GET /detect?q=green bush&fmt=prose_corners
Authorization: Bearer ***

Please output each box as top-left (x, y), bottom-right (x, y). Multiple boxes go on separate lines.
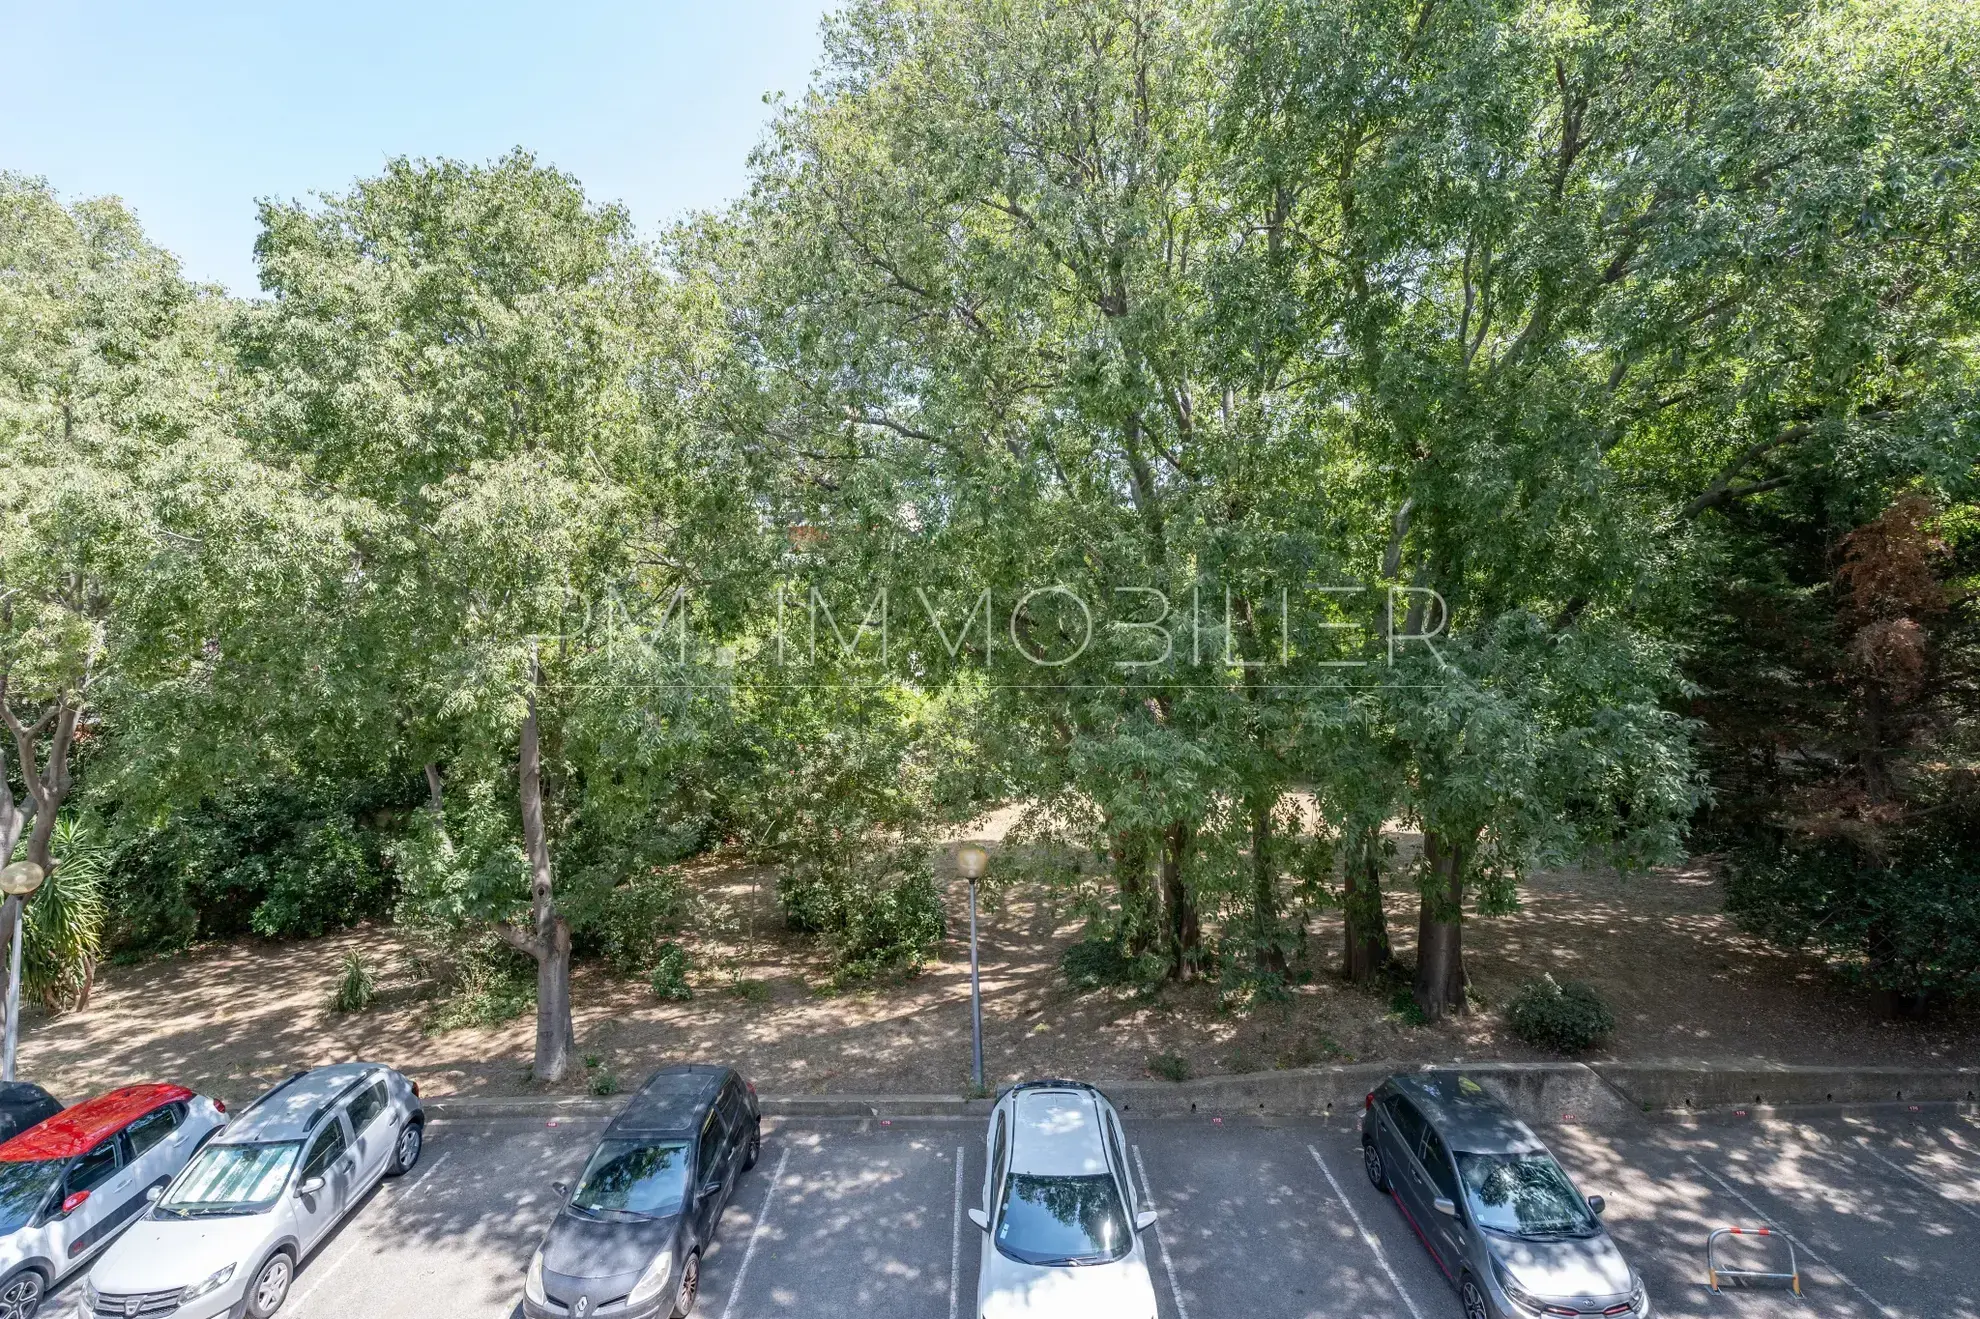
top-left (1062, 932), bottom-right (1164, 991)
top-left (1148, 1051), bottom-right (1191, 1082)
top-left (104, 780), bottom-right (406, 953)
top-left (777, 842), bottom-right (945, 982)
top-left (423, 939), bottom-right (537, 1034)
top-left (1726, 821), bottom-right (1980, 1011)
top-left (649, 942), bottom-right (692, 1000)
top-left (584, 869), bottom-right (689, 979)
top-left (331, 951), bottom-right (375, 1013)
top-left (23, 817), bottom-right (106, 1009)
top-left (1505, 975), bottom-right (1615, 1052)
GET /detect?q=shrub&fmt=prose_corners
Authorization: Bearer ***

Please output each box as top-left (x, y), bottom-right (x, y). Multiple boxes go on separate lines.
top-left (331, 951), bottom-right (375, 1013)
top-left (1061, 931), bottom-right (1164, 991)
top-left (1506, 975), bottom-right (1615, 1052)
top-left (1726, 821), bottom-right (1980, 1012)
top-left (585, 869), bottom-right (689, 979)
top-left (24, 817), bottom-right (106, 1009)
top-left (777, 842), bottom-right (944, 982)
top-left (1148, 1051), bottom-right (1192, 1082)
top-left (423, 938), bottom-right (537, 1034)
top-left (649, 942), bottom-right (692, 1001)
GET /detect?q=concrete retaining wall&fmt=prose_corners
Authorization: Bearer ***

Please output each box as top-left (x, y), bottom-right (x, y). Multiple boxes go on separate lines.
top-left (423, 1061), bottom-right (1979, 1127)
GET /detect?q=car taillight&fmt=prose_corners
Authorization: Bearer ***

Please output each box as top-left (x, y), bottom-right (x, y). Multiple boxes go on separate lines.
top-left (214, 1099), bottom-right (227, 1114)
top-left (746, 1080), bottom-right (756, 1096)
top-left (1365, 1092), bottom-right (1374, 1112)
top-left (411, 1081), bottom-right (420, 1097)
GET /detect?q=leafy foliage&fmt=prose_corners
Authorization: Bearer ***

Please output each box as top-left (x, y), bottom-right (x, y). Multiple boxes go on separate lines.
top-left (22, 816), bottom-right (105, 1009)
top-left (331, 951), bottom-right (376, 1014)
top-left (1506, 976), bottom-right (1617, 1053)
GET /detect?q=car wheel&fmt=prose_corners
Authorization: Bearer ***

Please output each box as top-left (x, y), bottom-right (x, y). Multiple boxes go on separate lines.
top-left (1362, 1138), bottom-right (1389, 1192)
top-left (1460, 1272), bottom-right (1491, 1319)
top-left (387, 1119), bottom-right (424, 1176)
top-left (669, 1250), bottom-right (701, 1318)
top-left (246, 1250), bottom-right (294, 1318)
top-left (742, 1120), bottom-right (762, 1171)
top-left (0, 1267), bottom-right (44, 1319)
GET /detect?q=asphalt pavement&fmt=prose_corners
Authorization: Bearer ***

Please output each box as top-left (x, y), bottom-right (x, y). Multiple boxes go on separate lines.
top-left (52, 1103), bottom-right (1980, 1319)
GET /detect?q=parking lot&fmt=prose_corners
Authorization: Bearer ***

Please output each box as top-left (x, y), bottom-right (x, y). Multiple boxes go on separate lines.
top-left (54, 1102), bottom-right (1979, 1319)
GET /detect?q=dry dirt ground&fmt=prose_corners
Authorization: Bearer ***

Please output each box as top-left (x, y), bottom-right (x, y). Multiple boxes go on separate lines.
top-left (21, 818), bottom-right (1978, 1106)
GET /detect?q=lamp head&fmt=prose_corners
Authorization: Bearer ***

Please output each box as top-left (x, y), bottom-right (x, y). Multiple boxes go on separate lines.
top-left (955, 843), bottom-right (989, 882)
top-left (0, 862), bottom-right (44, 897)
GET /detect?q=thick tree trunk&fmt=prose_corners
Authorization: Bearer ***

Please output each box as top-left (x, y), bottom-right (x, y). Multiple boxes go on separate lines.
top-left (1342, 826), bottom-right (1391, 983)
top-left (511, 663), bottom-right (574, 1084)
top-left (1160, 822), bottom-right (1200, 981)
top-left (1413, 830), bottom-right (1469, 1022)
top-left (1251, 801), bottom-right (1286, 975)
top-left (425, 762), bottom-right (446, 814)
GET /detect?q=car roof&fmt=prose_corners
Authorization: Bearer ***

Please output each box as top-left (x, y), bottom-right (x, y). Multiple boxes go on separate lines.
top-left (1389, 1072), bottom-right (1547, 1154)
top-left (608, 1065), bottom-right (731, 1139)
top-left (1008, 1086), bottom-right (1110, 1176)
top-left (221, 1064), bottom-right (383, 1143)
top-left (0, 1084), bottom-right (194, 1163)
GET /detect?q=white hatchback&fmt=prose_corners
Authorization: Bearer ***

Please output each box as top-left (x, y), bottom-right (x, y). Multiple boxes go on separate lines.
top-left (968, 1081), bottom-right (1160, 1319)
top-left (79, 1063), bottom-right (423, 1319)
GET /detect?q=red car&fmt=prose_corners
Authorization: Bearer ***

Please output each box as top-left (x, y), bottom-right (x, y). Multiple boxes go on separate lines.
top-left (0, 1083), bottom-right (228, 1318)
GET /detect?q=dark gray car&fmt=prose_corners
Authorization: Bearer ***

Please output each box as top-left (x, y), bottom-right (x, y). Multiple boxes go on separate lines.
top-left (523, 1065), bottom-right (761, 1319)
top-left (1360, 1073), bottom-right (1650, 1319)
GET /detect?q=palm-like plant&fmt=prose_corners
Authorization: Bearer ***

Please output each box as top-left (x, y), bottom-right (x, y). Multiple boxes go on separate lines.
top-left (20, 816), bottom-right (106, 1010)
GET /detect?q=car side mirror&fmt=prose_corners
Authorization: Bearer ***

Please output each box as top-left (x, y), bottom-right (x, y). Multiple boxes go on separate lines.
top-left (59, 1190), bottom-right (90, 1216)
top-left (1134, 1209), bottom-right (1159, 1232)
top-left (1587, 1194), bottom-right (1606, 1216)
top-left (145, 1185), bottom-right (163, 1203)
top-left (552, 1181), bottom-right (569, 1198)
top-left (700, 1179), bottom-right (723, 1198)
top-left (1432, 1196), bottom-right (1457, 1218)
top-left (967, 1207), bottom-right (990, 1231)
top-left (296, 1176), bottom-right (325, 1198)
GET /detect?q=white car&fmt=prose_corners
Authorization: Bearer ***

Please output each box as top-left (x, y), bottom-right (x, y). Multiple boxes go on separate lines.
top-left (80, 1063), bottom-right (423, 1319)
top-left (968, 1080), bottom-right (1161, 1319)
top-left (0, 1084), bottom-right (227, 1318)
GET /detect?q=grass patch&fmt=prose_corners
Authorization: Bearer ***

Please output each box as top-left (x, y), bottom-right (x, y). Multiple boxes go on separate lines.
top-left (1387, 983), bottom-right (1430, 1028)
top-left (424, 952), bottom-right (536, 1034)
top-left (727, 974), bottom-right (772, 1003)
top-left (1148, 1051), bottom-right (1192, 1082)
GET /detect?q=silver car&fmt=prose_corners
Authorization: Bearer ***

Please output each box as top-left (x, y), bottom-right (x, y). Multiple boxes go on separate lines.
top-left (79, 1063), bottom-right (423, 1319)
top-left (968, 1079), bottom-right (1160, 1319)
top-left (1360, 1073), bottom-right (1650, 1319)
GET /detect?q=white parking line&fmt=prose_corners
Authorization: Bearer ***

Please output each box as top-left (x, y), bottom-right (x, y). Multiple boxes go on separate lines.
top-left (949, 1144), bottom-right (965, 1319)
top-left (1306, 1145), bottom-right (1426, 1319)
top-left (1131, 1144), bottom-right (1190, 1319)
top-left (1685, 1155), bottom-right (1897, 1319)
top-left (289, 1153), bottom-right (452, 1313)
top-left (718, 1144), bottom-right (790, 1319)
top-left (1856, 1139), bottom-right (1980, 1223)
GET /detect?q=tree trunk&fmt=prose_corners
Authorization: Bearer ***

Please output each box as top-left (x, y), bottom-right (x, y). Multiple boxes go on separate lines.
top-left (1342, 826), bottom-right (1391, 983)
top-left (425, 762), bottom-right (445, 814)
top-left (1110, 828), bottom-right (1155, 958)
top-left (511, 662), bottom-right (575, 1084)
top-left (1251, 801), bottom-right (1286, 975)
top-left (1413, 830), bottom-right (1468, 1021)
top-left (1160, 822), bottom-right (1200, 981)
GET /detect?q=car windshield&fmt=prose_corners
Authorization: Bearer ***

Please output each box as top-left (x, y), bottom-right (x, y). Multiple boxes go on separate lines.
top-left (569, 1140), bottom-right (690, 1221)
top-left (159, 1142), bottom-right (302, 1215)
top-left (0, 1160), bottom-right (62, 1234)
top-left (994, 1173), bottom-right (1131, 1267)
top-left (1457, 1151), bottom-right (1599, 1237)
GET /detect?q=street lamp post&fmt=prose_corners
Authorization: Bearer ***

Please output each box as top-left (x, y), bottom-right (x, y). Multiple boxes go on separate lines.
top-left (0, 861), bottom-right (46, 1084)
top-left (955, 843), bottom-right (989, 1093)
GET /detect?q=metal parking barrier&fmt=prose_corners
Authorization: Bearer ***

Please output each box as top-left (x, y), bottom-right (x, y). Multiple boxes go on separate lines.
top-left (1706, 1225), bottom-right (1800, 1296)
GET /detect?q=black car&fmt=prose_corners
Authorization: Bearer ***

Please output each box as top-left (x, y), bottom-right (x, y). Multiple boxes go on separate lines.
top-left (524, 1065), bottom-right (761, 1319)
top-left (0, 1082), bottom-right (60, 1144)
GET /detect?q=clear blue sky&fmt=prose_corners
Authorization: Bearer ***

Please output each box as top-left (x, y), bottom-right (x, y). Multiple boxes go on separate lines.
top-left (0, 1), bottom-right (833, 294)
